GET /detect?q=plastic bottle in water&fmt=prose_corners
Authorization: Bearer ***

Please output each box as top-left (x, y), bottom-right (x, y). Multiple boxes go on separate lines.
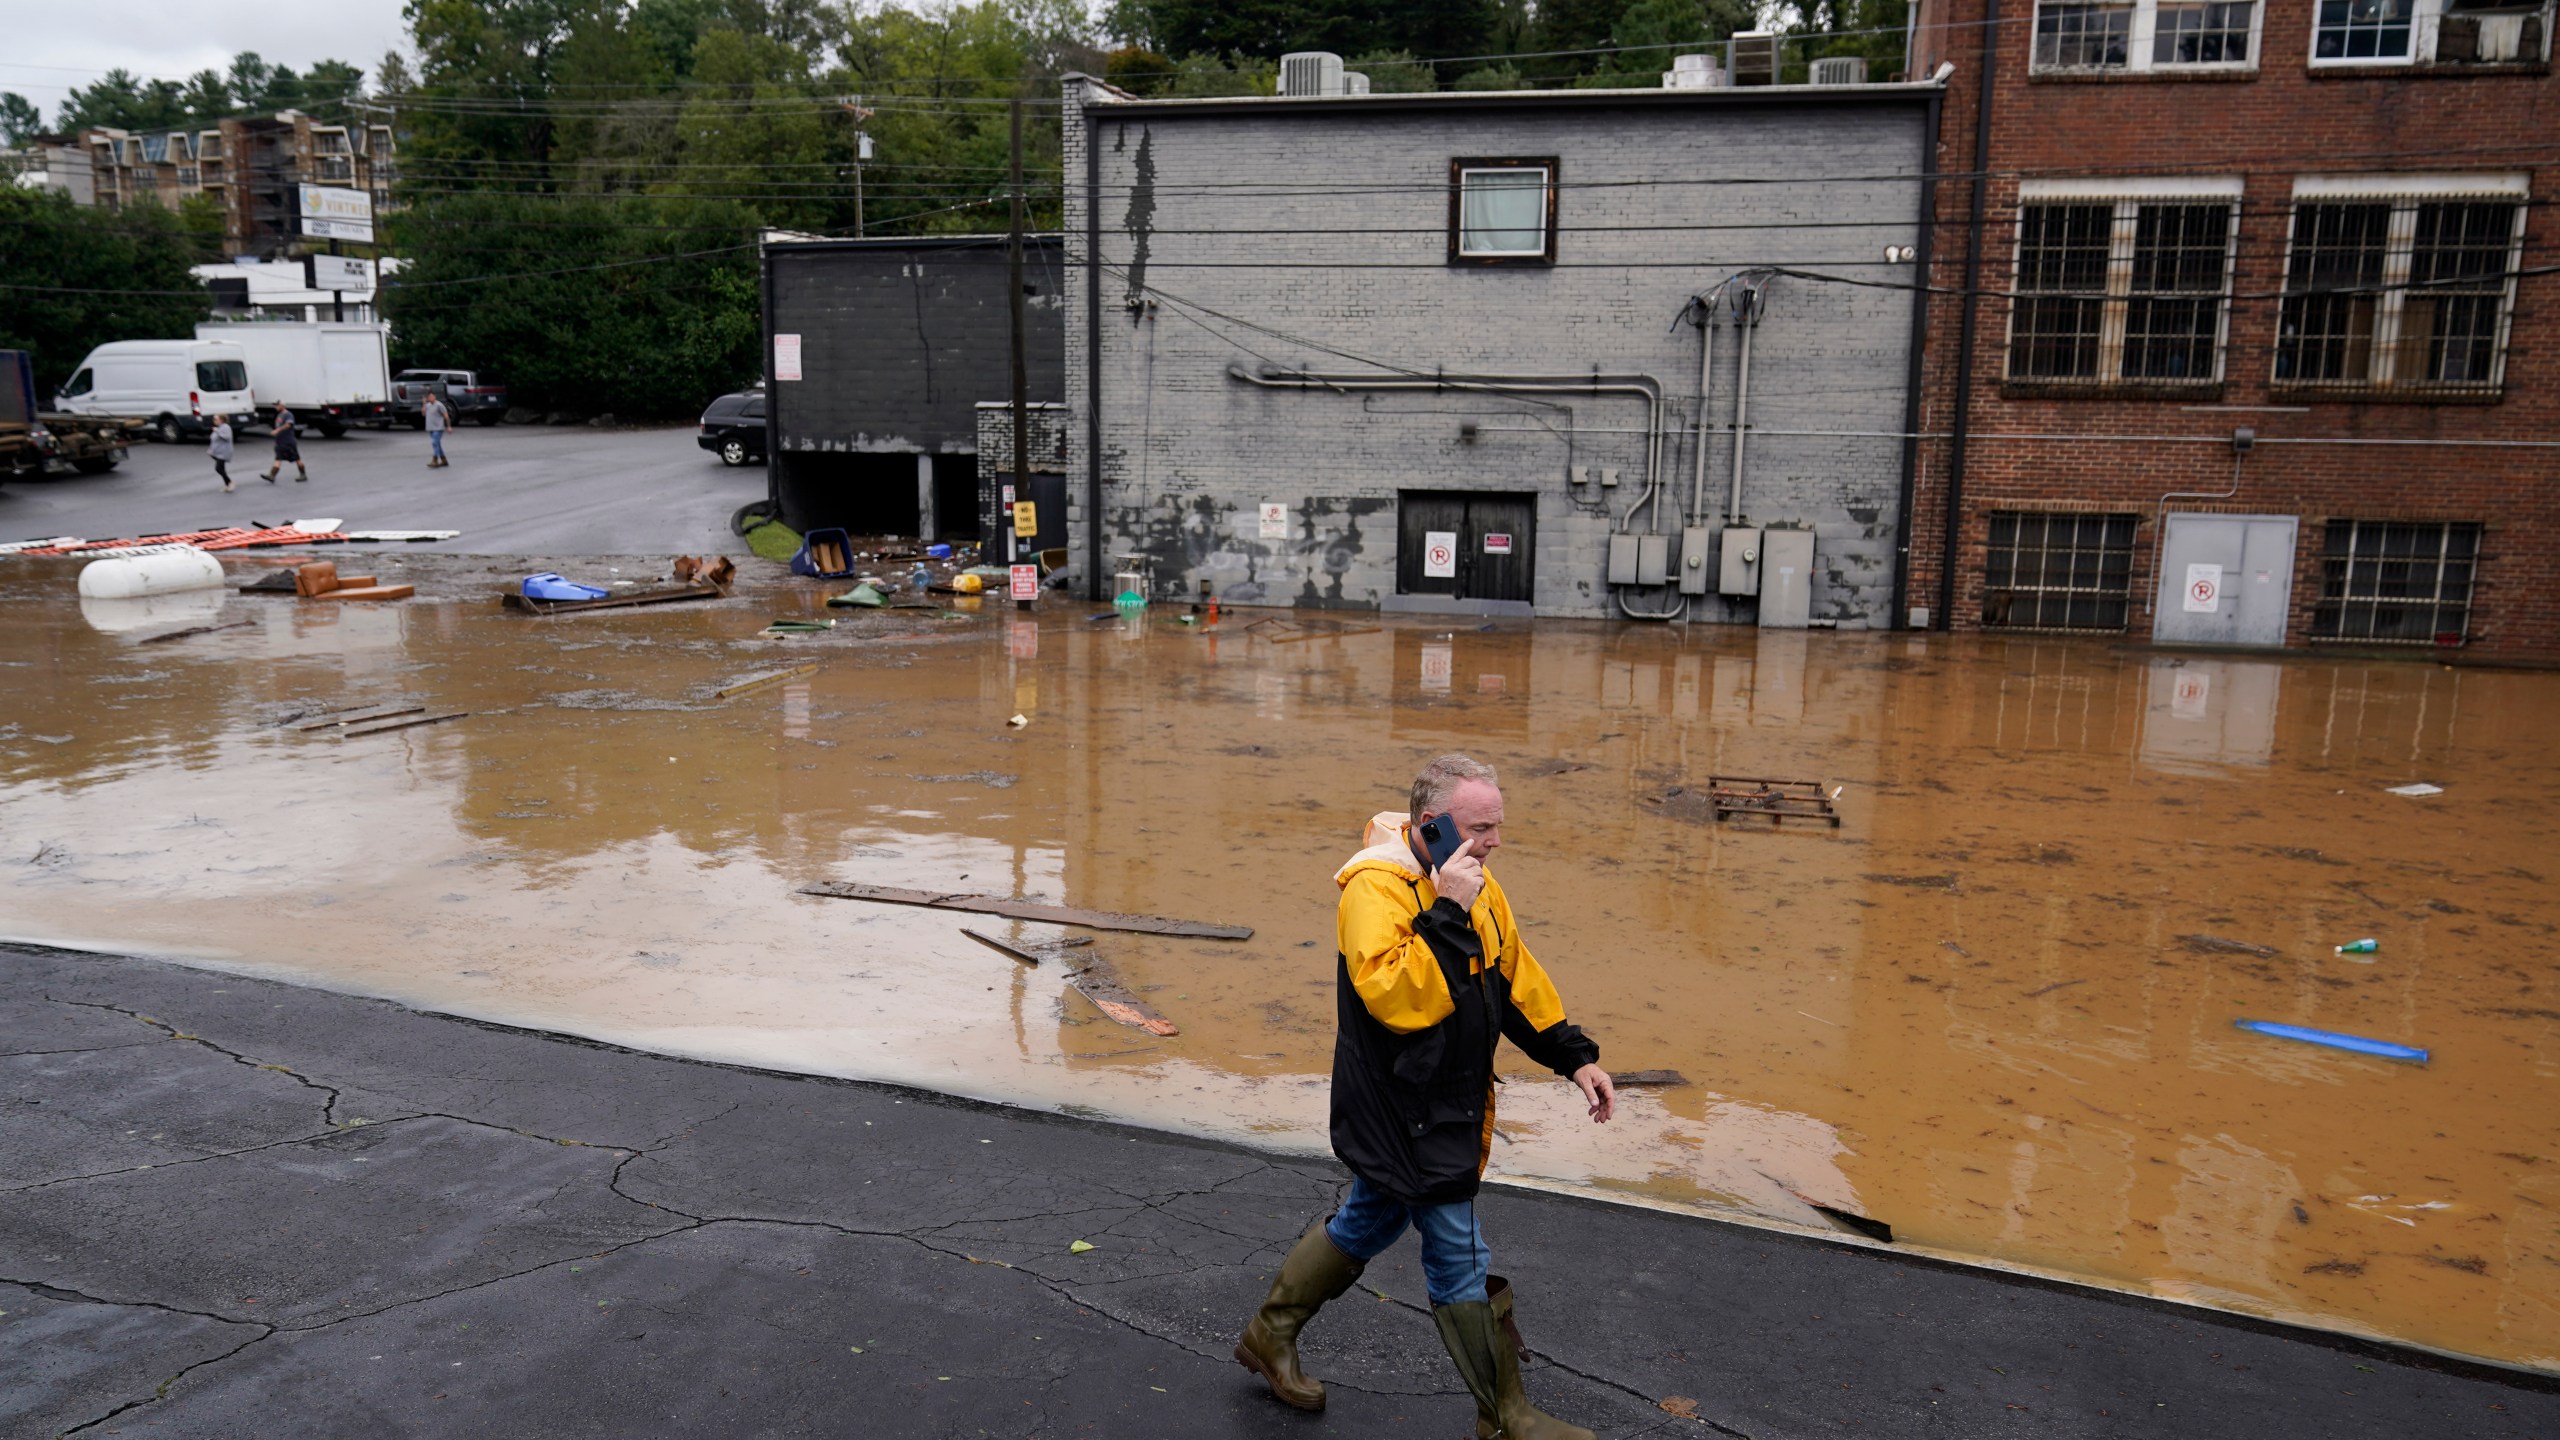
top-left (2334, 938), bottom-right (2378, 955)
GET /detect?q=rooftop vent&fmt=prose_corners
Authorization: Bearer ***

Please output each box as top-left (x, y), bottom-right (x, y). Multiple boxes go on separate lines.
top-left (1280, 52), bottom-right (1347, 97)
top-left (1808, 55), bottom-right (1870, 84)
top-left (1343, 71), bottom-right (1371, 95)
top-left (1662, 52), bottom-right (1728, 88)
top-left (1729, 31), bottom-right (1780, 86)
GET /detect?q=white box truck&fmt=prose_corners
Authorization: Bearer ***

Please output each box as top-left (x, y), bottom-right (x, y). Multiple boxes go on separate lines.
top-left (195, 322), bottom-right (392, 437)
top-left (50, 338), bottom-right (256, 443)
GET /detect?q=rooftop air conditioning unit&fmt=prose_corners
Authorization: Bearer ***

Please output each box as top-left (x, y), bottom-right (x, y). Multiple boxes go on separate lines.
top-left (1809, 56), bottom-right (1869, 84)
top-left (1280, 52), bottom-right (1346, 97)
top-left (1342, 71), bottom-right (1372, 94)
top-left (1729, 30), bottom-right (1781, 86)
top-left (1662, 52), bottom-right (1728, 88)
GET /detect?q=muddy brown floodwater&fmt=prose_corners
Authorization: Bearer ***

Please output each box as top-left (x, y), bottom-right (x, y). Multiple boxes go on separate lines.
top-left (4, 552), bottom-right (2557, 1371)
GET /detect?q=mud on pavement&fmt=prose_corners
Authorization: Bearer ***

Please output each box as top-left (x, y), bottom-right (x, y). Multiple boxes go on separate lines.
top-left (3, 550), bottom-right (2557, 1372)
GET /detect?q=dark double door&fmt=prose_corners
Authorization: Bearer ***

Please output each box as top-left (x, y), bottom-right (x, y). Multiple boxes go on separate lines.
top-left (1396, 491), bottom-right (1536, 604)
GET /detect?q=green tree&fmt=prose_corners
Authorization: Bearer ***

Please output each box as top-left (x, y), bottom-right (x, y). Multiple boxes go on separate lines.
top-left (1776, 0), bottom-right (1911, 80)
top-left (1582, 0), bottom-right (1759, 84)
top-left (1344, 50), bottom-right (1436, 91)
top-left (0, 93), bottom-right (41, 144)
top-left (381, 192), bottom-right (761, 416)
top-left (671, 28), bottom-right (829, 227)
top-left (0, 189), bottom-right (209, 396)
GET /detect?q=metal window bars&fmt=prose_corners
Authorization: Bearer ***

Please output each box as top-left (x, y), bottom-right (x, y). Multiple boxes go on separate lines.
top-left (2275, 196), bottom-right (2522, 392)
top-left (2009, 199), bottom-right (2235, 384)
top-left (1982, 512), bottom-right (2140, 631)
top-left (2311, 520), bottom-right (2481, 644)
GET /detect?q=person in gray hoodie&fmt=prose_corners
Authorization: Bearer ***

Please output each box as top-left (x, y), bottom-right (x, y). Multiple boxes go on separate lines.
top-left (208, 414), bottom-right (235, 492)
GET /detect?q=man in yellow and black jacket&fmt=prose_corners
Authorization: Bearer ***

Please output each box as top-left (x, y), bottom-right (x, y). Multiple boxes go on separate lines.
top-left (1234, 754), bottom-right (1614, 1440)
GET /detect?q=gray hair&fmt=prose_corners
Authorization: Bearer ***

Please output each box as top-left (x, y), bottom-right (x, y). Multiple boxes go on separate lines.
top-left (1409, 753), bottom-right (1497, 825)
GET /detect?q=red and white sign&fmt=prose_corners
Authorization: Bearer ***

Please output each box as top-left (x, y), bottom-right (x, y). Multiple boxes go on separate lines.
top-left (1482, 532), bottom-right (1513, 555)
top-left (1422, 530), bottom-right (1458, 579)
top-left (1009, 564), bottom-right (1039, 601)
top-left (774, 333), bottom-right (803, 382)
top-left (1420, 642), bottom-right (1453, 692)
top-left (2183, 562), bottom-right (2222, 614)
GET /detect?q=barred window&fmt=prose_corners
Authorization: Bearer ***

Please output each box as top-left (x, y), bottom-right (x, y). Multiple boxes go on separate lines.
top-left (2034, 2), bottom-right (2135, 66)
top-left (2275, 190), bottom-right (2523, 393)
top-left (2311, 521), bottom-right (2480, 643)
top-left (2009, 194), bottom-right (2235, 385)
top-left (1983, 512), bottom-right (2139, 631)
top-left (2155, 0), bottom-right (2255, 61)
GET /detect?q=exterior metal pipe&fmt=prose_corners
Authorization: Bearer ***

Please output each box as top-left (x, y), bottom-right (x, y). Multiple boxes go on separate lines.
top-left (1940, 5), bottom-right (2001, 631)
top-left (1726, 284), bottom-right (1760, 524)
top-left (1227, 365), bottom-right (1665, 530)
top-left (1890, 87), bottom-right (1942, 632)
top-left (1688, 295), bottom-right (1718, 529)
top-left (1083, 96), bottom-right (1105, 602)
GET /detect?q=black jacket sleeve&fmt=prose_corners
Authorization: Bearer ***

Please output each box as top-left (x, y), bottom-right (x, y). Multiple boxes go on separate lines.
top-left (1501, 1005), bottom-right (1600, 1078)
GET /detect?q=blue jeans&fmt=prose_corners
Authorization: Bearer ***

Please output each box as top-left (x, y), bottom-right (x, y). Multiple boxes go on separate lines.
top-left (429, 430), bottom-right (445, 460)
top-left (1325, 1175), bottom-right (1491, 1306)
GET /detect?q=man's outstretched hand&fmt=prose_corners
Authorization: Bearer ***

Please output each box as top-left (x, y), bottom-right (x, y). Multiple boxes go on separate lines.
top-left (1572, 1064), bottom-right (1615, 1124)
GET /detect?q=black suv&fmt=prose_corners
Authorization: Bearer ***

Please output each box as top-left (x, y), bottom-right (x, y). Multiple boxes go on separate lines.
top-left (697, 390), bottom-right (767, 466)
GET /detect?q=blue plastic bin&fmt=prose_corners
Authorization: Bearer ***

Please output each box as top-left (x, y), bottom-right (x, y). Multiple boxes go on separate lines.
top-left (791, 528), bottom-right (855, 579)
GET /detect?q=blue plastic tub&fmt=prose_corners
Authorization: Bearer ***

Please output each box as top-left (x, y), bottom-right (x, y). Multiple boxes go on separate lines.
top-left (791, 528), bottom-right (855, 579)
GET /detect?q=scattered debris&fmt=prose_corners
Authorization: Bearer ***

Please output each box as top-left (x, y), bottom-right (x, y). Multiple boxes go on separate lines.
top-left (1658, 1398), bottom-right (1700, 1419)
top-left (239, 568), bottom-right (301, 594)
top-left (2024, 979), bottom-right (2087, 998)
top-left (340, 711), bottom-right (470, 738)
top-left (1866, 873), bottom-right (1958, 891)
top-left (2179, 934), bottom-right (2278, 958)
top-left (1066, 951), bottom-right (1181, 1035)
top-left (1807, 1204), bottom-right (1894, 1244)
top-left (2334, 938), bottom-right (2379, 955)
top-left (827, 585), bottom-right (886, 608)
top-left (799, 881), bottom-right (1252, 939)
top-left (2386, 782), bottom-right (2445, 797)
top-left (762, 618), bottom-right (836, 636)
top-left (337, 529), bottom-right (460, 544)
top-left (793, 529), bottom-right (855, 579)
top-left (292, 703), bottom-right (424, 731)
top-left (521, 572), bottom-right (609, 602)
top-left (1707, 776), bottom-right (1840, 828)
top-left (17, 524), bottom-right (352, 555)
top-left (713, 663), bottom-right (818, 700)
top-left (1941, 940), bottom-right (1972, 958)
top-left (137, 619), bottom-right (254, 645)
top-left (670, 555), bottom-right (737, 588)
top-left (1007, 713), bottom-right (1028, 728)
top-left (2234, 1019), bottom-right (2428, 1064)
top-left (1069, 1240), bottom-right (1096, 1254)
top-left (296, 562), bottom-right (413, 602)
top-left (503, 582), bottom-right (727, 616)
top-left (959, 928), bottom-right (1044, 966)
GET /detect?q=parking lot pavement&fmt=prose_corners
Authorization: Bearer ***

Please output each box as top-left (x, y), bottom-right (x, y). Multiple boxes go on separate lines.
top-left (0, 422), bottom-right (771, 556)
top-left (8, 943), bottom-right (2558, 1440)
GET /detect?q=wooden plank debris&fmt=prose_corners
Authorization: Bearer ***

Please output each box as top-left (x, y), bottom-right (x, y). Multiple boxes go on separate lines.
top-left (1706, 775), bottom-right (1840, 828)
top-left (292, 703), bottom-right (425, 731)
top-left (800, 881), bottom-right (1251, 939)
top-left (713, 663), bottom-right (819, 699)
top-left (1069, 956), bottom-right (1179, 1036)
top-left (959, 927), bottom-right (1045, 966)
top-left (138, 619), bottom-right (254, 644)
top-left (501, 583), bottom-right (726, 616)
top-left (339, 711), bottom-right (469, 738)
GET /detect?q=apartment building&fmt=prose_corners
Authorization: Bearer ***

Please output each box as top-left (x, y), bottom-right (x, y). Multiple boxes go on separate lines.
top-left (1907, 0), bottom-right (2557, 654)
top-left (56, 111), bottom-right (397, 257)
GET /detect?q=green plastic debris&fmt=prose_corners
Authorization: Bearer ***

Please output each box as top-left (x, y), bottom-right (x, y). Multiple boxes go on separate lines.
top-left (1069, 1240), bottom-right (1096, 1254)
top-left (762, 618), bottom-right (836, 634)
top-left (827, 584), bottom-right (886, 608)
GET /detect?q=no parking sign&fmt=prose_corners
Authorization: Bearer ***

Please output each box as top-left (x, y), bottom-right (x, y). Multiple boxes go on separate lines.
top-left (2183, 563), bottom-right (2222, 614)
top-left (1422, 530), bottom-right (1458, 578)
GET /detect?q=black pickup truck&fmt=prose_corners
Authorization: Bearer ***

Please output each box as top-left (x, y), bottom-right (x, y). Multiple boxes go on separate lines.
top-left (388, 369), bottom-right (509, 426)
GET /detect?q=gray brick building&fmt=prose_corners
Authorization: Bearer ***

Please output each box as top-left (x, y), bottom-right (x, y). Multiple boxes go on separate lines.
top-left (1061, 72), bottom-right (1940, 623)
top-left (763, 235), bottom-right (1064, 540)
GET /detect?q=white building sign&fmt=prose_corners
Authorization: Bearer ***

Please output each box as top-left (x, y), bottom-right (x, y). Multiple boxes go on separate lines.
top-left (305, 253), bottom-right (373, 291)
top-left (2183, 563), bottom-right (2222, 614)
top-left (295, 184), bottom-right (374, 242)
top-left (1422, 530), bottom-right (1458, 578)
top-left (774, 333), bottom-right (803, 382)
top-left (1258, 502), bottom-right (1288, 539)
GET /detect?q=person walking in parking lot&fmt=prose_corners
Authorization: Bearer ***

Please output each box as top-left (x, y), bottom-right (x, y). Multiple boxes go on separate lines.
top-left (423, 391), bottom-right (451, 469)
top-left (209, 413), bottom-right (235, 492)
top-left (260, 404), bottom-right (308, 484)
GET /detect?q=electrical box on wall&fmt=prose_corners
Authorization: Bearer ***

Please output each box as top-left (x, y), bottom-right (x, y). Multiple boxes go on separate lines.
top-left (1677, 526), bottom-right (1712, 595)
top-left (1636, 533), bottom-right (1670, 586)
top-left (1606, 533), bottom-right (1639, 585)
top-left (1758, 527), bottom-right (1815, 629)
top-left (1718, 526), bottom-right (1761, 596)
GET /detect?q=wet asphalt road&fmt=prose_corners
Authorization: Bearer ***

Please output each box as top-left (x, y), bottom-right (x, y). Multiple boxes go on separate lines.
top-left (5, 943), bottom-right (2554, 1440)
top-left (0, 423), bottom-right (768, 555)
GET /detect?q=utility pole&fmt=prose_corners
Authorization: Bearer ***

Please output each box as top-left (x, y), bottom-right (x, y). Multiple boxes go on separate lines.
top-left (1007, 94), bottom-right (1028, 580)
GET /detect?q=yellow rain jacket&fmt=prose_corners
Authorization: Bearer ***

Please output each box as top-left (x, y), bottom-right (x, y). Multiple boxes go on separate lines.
top-left (1329, 811), bottom-right (1600, 1205)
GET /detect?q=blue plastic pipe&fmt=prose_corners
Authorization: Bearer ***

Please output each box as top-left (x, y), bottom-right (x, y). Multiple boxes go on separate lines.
top-left (2234, 1019), bottom-right (2429, 1064)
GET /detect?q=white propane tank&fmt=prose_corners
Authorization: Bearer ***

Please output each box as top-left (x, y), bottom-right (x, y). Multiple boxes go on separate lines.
top-left (77, 547), bottom-right (225, 599)
top-left (80, 588), bottom-right (226, 634)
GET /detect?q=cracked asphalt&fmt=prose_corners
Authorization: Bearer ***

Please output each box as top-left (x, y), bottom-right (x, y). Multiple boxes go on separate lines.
top-left (4, 943), bottom-right (2556, 1440)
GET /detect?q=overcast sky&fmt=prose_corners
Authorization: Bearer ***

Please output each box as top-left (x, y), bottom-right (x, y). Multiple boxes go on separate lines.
top-left (1, 0), bottom-right (410, 122)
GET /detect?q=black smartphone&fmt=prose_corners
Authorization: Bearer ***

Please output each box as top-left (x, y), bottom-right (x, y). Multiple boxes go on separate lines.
top-left (1416, 816), bottom-right (1469, 871)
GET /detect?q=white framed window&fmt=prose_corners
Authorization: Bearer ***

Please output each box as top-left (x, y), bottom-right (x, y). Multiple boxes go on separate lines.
top-left (2005, 178), bottom-right (2243, 386)
top-left (1447, 158), bottom-right (1557, 265)
top-left (2032, 0), bottom-right (2264, 70)
top-left (2312, 0), bottom-right (2555, 65)
top-left (2273, 174), bottom-right (2529, 394)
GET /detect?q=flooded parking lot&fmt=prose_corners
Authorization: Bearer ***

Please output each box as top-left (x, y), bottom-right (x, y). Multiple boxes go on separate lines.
top-left (4, 552), bottom-right (2556, 1372)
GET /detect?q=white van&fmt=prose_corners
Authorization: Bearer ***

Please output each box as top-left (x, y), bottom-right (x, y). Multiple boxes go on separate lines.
top-left (51, 339), bottom-right (256, 443)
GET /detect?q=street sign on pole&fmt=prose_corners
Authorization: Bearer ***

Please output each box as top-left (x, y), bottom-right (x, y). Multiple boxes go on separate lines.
top-left (306, 254), bottom-right (373, 291)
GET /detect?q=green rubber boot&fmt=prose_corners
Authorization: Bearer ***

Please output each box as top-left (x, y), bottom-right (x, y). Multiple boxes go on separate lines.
top-left (1234, 1222), bottom-right (1365, 1410)
top-left (1436, 1281), bottom-right (1596, 1440)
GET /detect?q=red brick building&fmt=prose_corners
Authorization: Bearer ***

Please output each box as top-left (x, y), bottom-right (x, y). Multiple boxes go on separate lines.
top-left (1904, 0), bottom-right (2557, 655)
